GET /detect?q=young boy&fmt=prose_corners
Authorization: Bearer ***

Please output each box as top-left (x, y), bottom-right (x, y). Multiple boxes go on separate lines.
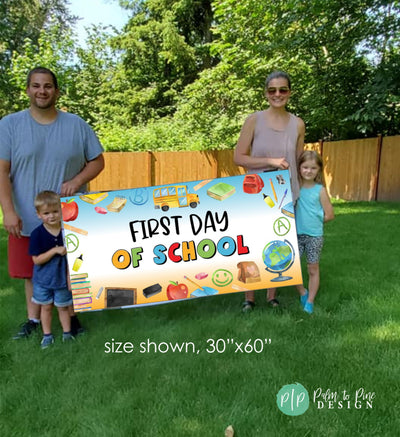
top-left (29, 191), bottom-right (74, 348)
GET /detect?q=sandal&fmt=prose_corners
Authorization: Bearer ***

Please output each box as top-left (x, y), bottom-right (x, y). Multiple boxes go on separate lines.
top-left (267, 298), bottom-right (280, 308)
top-left (242, 300), bottom-right (255, 313)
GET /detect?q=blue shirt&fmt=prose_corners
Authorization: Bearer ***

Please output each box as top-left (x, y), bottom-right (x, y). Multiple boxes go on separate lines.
top-left (29, 224), bottom-right (67, 289)
top-left (295, 184), bottom-right (324, 237)
top-left (0, 110), bottom-right (103, 235)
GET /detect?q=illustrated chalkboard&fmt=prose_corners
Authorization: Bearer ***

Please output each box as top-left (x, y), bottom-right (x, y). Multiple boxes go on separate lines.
top-left (106, 288), bottom-right (137, 308)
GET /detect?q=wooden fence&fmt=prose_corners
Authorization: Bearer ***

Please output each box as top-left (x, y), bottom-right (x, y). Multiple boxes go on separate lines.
top-left (89, 135), bottom-right (400, 202)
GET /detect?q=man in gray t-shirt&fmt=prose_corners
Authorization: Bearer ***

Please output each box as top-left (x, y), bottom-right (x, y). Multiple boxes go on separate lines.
top-left (0, 67), bottom-right (104, 339)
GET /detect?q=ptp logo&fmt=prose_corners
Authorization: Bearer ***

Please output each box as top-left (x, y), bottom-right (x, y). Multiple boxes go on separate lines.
top-left (276, 383), bottom-right (309, 416)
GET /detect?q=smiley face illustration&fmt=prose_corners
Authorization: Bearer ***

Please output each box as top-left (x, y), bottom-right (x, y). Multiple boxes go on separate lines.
top-left (212, 269), bottom-right (233, 287)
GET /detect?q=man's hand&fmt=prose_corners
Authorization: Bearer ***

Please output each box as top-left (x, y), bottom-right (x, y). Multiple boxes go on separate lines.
top-left (60, 180), bottom-right (81, 197)
top-left (3, 211), bottom-right (22, 238)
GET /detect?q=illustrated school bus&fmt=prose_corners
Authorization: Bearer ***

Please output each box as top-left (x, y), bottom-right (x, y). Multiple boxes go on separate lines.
top-left (153, 185), bottom-right (200, 211)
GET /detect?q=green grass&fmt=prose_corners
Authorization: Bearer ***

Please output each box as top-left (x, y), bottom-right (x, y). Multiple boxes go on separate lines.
top-left (1, 201), bottom-right (399, 437)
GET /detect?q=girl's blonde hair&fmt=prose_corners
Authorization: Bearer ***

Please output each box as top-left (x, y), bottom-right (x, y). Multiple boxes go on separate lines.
top-left (298, 150), bottom-right (325, 185)
top-left (34, 190), bottom-right (60, 211)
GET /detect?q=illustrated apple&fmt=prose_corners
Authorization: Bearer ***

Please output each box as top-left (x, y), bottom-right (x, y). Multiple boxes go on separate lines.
top-left (61, 199), bottom-right (79, 222)
top-left (167, 281), bottom-right (188, 300)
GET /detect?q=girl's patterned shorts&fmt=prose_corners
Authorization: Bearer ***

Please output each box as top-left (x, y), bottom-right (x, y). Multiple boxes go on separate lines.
top-left (297, 234), bottom-right (324, 264)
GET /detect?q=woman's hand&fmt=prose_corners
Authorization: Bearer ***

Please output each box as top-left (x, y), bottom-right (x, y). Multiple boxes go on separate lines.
top-left (269, 157), bottom-right (289, 170)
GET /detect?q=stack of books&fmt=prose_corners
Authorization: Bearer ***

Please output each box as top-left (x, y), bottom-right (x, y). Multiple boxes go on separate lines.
top-left (207, 182), bottom-right (236, 201)
top-left (70, 273), bottom-right (92, 311)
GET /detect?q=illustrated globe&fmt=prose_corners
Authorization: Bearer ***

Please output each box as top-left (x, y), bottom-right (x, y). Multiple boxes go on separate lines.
top-left (262, 239), bottom-right (295, 282)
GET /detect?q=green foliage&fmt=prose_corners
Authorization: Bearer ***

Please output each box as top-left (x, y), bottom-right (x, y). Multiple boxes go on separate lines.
top-left (184, 0), bottom-right (378, 141)
top-left (175, 64), bottom-right (261, 149)
top-left (10, 26), bottom-right (77, 112)
top-left (67, 25), bottom-right (123, 126)
top-left (0, 0), bottom-right (76, 116)
top-left (111, 0), bottom-right (214, 125)
top-left (1, 0), bottom-right (400, 148)
top-left (98, 118), bottom-right (206, 151)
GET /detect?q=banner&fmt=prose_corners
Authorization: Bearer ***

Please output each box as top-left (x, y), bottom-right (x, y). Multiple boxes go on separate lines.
top-left (61, 170), bottom-right (302, 312)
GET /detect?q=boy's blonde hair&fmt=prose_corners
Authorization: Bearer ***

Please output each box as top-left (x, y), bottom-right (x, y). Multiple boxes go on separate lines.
top-left (34, 190), bottom-right (61, 211)
top-left (298, 150), bottom-right (325, 185)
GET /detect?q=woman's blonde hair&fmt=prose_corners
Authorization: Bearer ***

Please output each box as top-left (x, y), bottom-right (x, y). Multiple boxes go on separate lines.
top-left (298, 150), bottom-right (325, 185)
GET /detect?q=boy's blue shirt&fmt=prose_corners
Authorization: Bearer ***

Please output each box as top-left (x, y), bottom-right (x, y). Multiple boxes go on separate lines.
top-left (29, 224), bottom-right (67, 288)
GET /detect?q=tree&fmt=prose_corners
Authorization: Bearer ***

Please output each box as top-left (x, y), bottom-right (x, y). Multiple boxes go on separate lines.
top-left (0, 0), bottom-right (76, 117)
top-left (112, 0), bottom-right (215, 125)
top-left (175, 0), bottom-right (400, 143)
top-left (10, 25), bottom-right (77, 113)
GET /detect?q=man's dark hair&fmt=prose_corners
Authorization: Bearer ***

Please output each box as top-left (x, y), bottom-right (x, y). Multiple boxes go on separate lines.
top-left (27, 67), bottom-right (59, 89)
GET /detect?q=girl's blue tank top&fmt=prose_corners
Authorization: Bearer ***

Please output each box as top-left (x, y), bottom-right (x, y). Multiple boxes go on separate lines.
top-left (295, 184), bottom-right (324, 236)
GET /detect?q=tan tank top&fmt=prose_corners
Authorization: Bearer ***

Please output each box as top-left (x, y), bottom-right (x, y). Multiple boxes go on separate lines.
top-left (249, 111), bottom-right (300, 200)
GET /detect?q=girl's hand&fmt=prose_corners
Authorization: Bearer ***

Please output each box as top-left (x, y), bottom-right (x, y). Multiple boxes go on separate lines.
top-left (320, 187), bottom-right (334, 222)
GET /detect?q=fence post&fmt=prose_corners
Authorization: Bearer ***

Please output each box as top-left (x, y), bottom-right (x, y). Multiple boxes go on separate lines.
top-left (147, 151), bottom-right (153, 187)
top-left (373, 134), bottom-right (383, 201)
top-left (318, 139), bottom-right (324, 157)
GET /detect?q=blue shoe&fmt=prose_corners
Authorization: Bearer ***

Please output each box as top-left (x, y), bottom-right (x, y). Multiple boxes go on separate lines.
top-left (62, 332), bottom-right (76, 342)
top-left (300, 290), bottom-right (309, 308)
top-left (303, 302), bottom-right (314, 314)
top-left (41, 335), bottom-right (54, 349)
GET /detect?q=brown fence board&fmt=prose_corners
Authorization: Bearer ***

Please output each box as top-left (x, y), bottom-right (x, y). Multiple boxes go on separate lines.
top-left (152, 151), bottom-right (218, 186)
top-left (378, 136), bottom-right (400, 201)
top-left (323, 138), bottom-right (378, 201)
top-left (304, 142), bottom-right (322, 154)
top-left (89, 152), bottom-right (151, 191)
top-left (88, 137), bottom-right (400, 201)
top-left (215, 150), bottom-right (245, 177)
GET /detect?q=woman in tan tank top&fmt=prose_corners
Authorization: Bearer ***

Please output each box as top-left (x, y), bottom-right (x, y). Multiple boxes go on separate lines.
top-left (234, 71), bottom-right (305, 311)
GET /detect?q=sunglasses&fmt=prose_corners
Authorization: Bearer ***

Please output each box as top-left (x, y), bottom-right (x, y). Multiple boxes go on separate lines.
top-left (266, 87), bottom-right (290, 96)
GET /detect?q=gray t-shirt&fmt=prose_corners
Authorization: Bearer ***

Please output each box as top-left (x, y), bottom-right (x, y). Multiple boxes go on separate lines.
top-left (0, 109), bottom-right (103, 235)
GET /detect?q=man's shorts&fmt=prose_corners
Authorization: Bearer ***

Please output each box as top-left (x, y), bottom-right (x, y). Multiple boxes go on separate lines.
top-left (8, 235), bottom-right (34, 279)
top-left (32, 284), bottom-right (73, 307)
top-left (297, 234), bottom-right (324, 264)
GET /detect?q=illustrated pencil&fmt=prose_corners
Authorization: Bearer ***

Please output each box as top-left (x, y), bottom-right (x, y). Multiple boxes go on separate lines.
top-left (63, 223), bottom-right (88, 235)
top-left (270, 178), bottom-right (277, 202)
top-left (279, 189), bottom-right (288, 208)
top-left (183, 275), bottom-right (204, 290)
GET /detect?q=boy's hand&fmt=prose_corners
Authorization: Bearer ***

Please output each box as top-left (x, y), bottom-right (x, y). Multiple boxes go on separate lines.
top-left (55, 246), bottom-right (67, 256)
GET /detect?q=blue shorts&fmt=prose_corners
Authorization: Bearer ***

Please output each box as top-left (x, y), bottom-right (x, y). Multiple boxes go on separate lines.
top-left (32, 284), bottom-right (72, 307)
top-left (298, 234), bottom-right (324, 264)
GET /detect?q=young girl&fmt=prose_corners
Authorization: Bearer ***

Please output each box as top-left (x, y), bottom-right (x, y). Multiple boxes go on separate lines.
top-left (295, 150), bottom-right (334, 314)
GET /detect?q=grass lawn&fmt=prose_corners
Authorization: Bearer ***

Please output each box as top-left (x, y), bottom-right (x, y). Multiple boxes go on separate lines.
top-left (0, 201), bottom-right (399, 436)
